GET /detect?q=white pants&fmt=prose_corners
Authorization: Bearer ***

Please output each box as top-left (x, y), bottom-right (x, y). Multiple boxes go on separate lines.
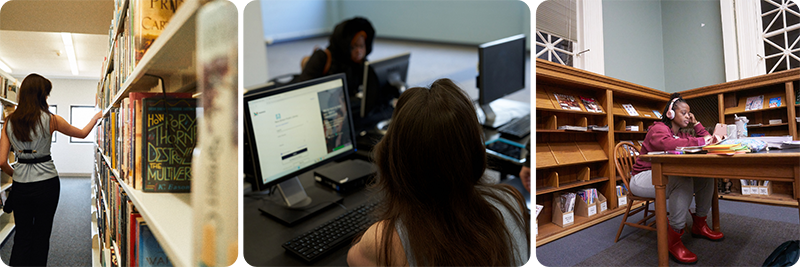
top-left (629, 170), bottom-right (715, 230)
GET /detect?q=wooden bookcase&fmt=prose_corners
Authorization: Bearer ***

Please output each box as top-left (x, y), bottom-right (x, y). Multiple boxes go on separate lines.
top-left (0, 70), bottom-right (16, 246)
top-left (680, 68), bottom-right (800, 207)
top-left (535, 59), bottom-right (669, 246)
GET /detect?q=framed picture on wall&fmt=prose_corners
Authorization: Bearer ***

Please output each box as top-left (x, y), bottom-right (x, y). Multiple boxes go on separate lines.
top-left (70, 105), bottom-right (96, 143)
top-left (49, 105), bottom-right (57, 143)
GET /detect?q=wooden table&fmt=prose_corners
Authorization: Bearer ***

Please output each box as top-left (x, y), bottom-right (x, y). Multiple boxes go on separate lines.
top-left (640, 149), bottom-right (800, 266)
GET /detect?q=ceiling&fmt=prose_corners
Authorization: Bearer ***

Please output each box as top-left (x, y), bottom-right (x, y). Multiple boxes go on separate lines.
top-left (0, 0), bottom-right (114, 80)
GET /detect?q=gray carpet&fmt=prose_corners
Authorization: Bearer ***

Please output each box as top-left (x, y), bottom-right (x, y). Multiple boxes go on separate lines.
top-left (575, 211), bottom-right (800, 266)
top-left (0, 176), bottom-right (92, 266)
top-left (265, 36), bottom-right (531, 104)
top-left (535, 200), bottom-right (800, 266)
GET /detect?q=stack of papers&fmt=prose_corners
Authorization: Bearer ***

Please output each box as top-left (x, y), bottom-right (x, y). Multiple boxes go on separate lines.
top-left (557, 125), bottom-right (588, 131)
top-left (704, 143), bottom-right (750, 155)
top-left (782, 141), bottom-right (800, 148)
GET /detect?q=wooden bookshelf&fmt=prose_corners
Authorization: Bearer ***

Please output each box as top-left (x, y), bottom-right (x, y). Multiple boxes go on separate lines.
top-left (92, 1), bottom-right (237, 267)
top-left (719, 192), bottom-right (798, 207)
top-left (0, 71), bottom-right (16, 246)
top-left (681, 68), bottom-right (800, 204)
top-left (536, 200), bottom-right (646, 246)
top-left (535, 59), bottom-right (669, 245)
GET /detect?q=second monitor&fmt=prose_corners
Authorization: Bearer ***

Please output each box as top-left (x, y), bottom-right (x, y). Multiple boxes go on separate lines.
top-left (360, 52), bottom-right (410, 132)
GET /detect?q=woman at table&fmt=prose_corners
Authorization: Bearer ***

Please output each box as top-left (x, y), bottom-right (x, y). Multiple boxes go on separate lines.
top-left (630, 92), bottom-right (724, 264)
top-left (0, 73), bottom-right (102, 266)
top-left (346, 79), bottom-right (530, 266)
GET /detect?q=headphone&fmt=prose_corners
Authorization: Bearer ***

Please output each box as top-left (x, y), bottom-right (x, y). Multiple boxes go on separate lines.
top-left (666, 98), bottom-right (679, 120)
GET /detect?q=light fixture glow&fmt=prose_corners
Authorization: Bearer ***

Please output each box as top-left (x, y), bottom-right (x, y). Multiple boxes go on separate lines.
top-left (0, 59), bottom-right (11, 74)
top-left (61, 32), bottom-right (79, 75)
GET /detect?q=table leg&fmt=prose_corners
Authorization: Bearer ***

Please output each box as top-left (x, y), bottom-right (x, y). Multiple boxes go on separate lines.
top-left (653, 164), bottom-right (668, 266)
top-left (712, 178), bottom-right (719, 231)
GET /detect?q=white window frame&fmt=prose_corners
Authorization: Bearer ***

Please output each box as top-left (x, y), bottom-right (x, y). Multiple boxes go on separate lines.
top-left (534, 0), bottom-right (604, 74)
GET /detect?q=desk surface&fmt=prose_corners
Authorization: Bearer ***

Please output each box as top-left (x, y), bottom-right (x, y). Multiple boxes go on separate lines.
top-left (242, 164), bottom-right (531, 266)
top-left (243, 163), bottom-right (376, 266)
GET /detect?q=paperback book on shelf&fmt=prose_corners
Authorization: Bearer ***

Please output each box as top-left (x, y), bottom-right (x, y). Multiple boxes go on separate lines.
top-left (745, 95), bottom-right (764, 111)
top-left (140, 97), bottom-right (197, 192)
top-left (652, 110), bottom-right (662, 119)
top-left (580, 96), bottom-right (603, 113)
top-left (622, 104), bottom-right (639, 116)
top-left (192, 3), bottom-right (239, 266)
top-left (553, 93), bottom-right (582, 111)
top-left (768, 97), bottom-right (781, 108)
top-left (132, 0), bottom-right (185, 64)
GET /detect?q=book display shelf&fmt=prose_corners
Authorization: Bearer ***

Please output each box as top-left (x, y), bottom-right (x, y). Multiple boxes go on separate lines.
top-left (535, 59), bottom-right (669, 246)
top-left (92, 1), bottom-right (237, 267)
top-left (0, 69), bottom-right (16, 246)
top-left (680, 68), bottom-right (800, 207)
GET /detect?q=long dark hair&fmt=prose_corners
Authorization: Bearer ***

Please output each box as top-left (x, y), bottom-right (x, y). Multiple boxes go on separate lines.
top-left (661, 92), bottom-right (686, 125)
top-left (370, 78), bottom-right (529, 266)
top-left (8, 73), bottom-right (53, 142)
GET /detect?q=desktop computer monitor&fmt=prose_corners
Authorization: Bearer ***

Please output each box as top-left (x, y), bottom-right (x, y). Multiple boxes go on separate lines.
top-left (477, 34), bottom-right (528, 127)
top-left (243, 73), bottom-right (356, 225)
top-left (360, 53), bottom-right (410, 129)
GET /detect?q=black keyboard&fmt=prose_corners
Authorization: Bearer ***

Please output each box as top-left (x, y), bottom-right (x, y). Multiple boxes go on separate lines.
top-left (282, 202), bottom-right (379, 262)
top-left (498, 114), bottom-right (531, 139)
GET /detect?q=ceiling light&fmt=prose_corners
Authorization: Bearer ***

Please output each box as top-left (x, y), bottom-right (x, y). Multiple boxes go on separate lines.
top-left (61, 32), bottom-right (79, 75)
top-left (0, 59), bottom-right (11, 74)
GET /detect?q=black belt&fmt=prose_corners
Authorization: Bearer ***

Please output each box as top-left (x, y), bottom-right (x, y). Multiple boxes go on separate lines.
top-left (18, 155), bottom-right (52, 164)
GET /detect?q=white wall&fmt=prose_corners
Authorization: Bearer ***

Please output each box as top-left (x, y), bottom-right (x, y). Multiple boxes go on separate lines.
top-left (260, 0), bottom-right (337, 43)
top-left (261, 0), bottom-right (530, 46)
top-left (47, 78), bottom-right (98, 176)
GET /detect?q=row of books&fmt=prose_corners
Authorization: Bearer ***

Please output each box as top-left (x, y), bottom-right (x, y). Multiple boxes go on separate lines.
top-left (98, 0), bottom-right (186, 110)
top-left (745, 95), bottom-right (784, 111)
top-left (96, 159), bottom-right (172, 267)
top-left (577, 188), bottom-right (598, 205)
top-left (616, 184), bottom-right (628, 198)
top-left (98, 90), bottom-right (197, 192)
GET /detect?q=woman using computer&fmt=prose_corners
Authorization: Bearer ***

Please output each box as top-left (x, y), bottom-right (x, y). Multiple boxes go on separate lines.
top-left (629, 92), bottom-right (724, 264)
top-left (0, 73), bottom-right (102, 266)
top-left (346, 78), bottom-right (530, 266)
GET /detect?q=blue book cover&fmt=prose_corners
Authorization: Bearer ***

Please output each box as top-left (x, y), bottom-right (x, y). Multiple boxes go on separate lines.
top-left (139, 223), bottom-right (173, 266)
top-left (768, 97), bottom-right (781, 108)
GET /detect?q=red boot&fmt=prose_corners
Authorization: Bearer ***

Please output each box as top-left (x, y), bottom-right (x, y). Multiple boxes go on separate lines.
top-left (668, 225), bottom-right (698, 264)
top-left (691, 212), bottom-right (724, 241)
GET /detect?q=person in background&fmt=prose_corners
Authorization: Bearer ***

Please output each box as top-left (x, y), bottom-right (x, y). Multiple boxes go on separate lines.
top-left (0, 73), bottom-right (102, 266)
top-left (294, 17), bottom-right (375, 100)
top-left (630, 92), bottom-right (724, 264)
top-left (346, 79), bottom-right (530, 266)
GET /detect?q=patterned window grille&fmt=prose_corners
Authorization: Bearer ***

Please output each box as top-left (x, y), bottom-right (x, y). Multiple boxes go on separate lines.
top-left (760, 0), bottom-right (800, 73)
top-left (535, 30), bottom-right (575, 67)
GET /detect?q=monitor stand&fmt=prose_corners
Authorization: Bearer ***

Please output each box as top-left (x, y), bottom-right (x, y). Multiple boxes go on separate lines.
top-left (478, 98), bottom-right (531, 128)
top-left (259, 176), bottom-right (342, 226)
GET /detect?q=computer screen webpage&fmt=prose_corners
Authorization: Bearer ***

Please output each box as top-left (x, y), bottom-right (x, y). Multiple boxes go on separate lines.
top-left (248, 79), bottom-right (354, 185)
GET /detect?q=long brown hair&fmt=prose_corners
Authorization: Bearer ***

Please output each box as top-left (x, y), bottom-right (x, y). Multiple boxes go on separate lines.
top-left (8, 73), bottom-right (53, 142)
top-left (371, 78), bottom-right (530, 266)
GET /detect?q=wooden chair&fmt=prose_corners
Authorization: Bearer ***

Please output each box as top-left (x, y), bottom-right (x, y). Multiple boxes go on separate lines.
top-left (614, 142), bottom-right (657, 242)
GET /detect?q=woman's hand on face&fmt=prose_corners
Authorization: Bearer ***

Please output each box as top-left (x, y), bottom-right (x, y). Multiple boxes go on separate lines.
top-left (688, 113), bottom-right (698, 126)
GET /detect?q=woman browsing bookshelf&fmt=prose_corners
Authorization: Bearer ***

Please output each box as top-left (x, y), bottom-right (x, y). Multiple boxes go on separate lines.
top-left (0, 74), bottom-right (101, 266)
top-left (629, 92), bottom-right (724, 264)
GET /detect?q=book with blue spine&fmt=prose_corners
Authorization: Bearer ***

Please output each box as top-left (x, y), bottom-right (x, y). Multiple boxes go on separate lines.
top-left (139, 222), bottom-right (173, 266)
